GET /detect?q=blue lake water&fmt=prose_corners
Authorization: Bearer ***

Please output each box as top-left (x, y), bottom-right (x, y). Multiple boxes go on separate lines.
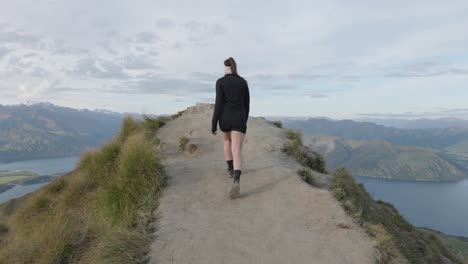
top-left (0, 156), bottom-right (79, 203)
top-left (0, 183), bottom-right (49, 203)
top-left (0, 156), bottom-right (79, 175)
top-left (355, 176), bottom-right (468, 237)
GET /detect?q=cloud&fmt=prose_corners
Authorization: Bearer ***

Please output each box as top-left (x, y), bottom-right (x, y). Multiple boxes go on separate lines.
top-left (303, 92), bottom-right (328, 99)
top-left (0, 46), bottom-right (11, 59)
top-left (385, 61), bottom-right (468, 78)
top-left (134, 32), bottom-right (160, 43)
top-left (69, 57), bottom-right (128, 79)
top-left (155, 18), bottom-right (176, 29)
top-left (107, 75), bottom-right (211, 96)
top-left (120, 54), bottom-right (158, 70)
top-left (356, 108), bottom-right (468, 119)
top-left (17, 79), bottom-right (52, 102)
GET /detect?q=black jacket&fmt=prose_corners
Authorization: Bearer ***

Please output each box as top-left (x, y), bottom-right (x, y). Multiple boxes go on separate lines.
top-left (211, 74), bottom-right (250, 133)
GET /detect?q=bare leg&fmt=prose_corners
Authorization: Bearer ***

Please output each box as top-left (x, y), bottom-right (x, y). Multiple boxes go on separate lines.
top-left (231, 131), bottom-right (245, 171)
top-left (223, 132), bottom-right (232, 161)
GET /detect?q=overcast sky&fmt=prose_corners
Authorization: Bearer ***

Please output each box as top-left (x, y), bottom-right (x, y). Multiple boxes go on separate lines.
top-left (1, 0), bottom-right (468, 119)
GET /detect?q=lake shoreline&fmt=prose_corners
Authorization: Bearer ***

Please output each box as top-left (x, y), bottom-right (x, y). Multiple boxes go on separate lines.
top-left (355, 175), bottom-right (468, 238)
top-left (356, 174), bottom-right (468, 183)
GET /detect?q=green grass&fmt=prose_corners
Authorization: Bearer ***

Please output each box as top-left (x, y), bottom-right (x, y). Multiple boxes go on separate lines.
top-left (420, 228), bottom-right (468, 262)
top-left (329, 168), bottom-right (462, 264)
top-left (296, 168), bottom-right (319, 187)
top-left (269, 120), bottom-right (283, 128)
top-left (0, 115), bottom-right (170, 264)
top-left (179, 136), bottom-right (190, 151)
top-left (279, 128), bottom-right (455, 262)
top-left (281, 129), bottom-right (327, 173)
top-left (0, 176), bottom-right (34, 184)
top-left (0, 171), bottom-right (38, 184)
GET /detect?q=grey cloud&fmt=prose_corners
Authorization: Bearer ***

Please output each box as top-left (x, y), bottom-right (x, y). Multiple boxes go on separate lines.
top-left (23, 52), bottom-right (37, 58)
top-left (107, 75), bottom-right (211, 95)
top-left (385, 61), bottom-right (468, 78)
top-left (155, 18), bottom-right (175, 29)
top-left (0, 27), bottom-right (42, 48)
top-left (183, 20), bottom-right (202, 31)
top-left (52, 39), bottom-right (87, 55)
top-left (210, 24), bottom-right (227, 35)
top-left (69, 57), bottom-right (128, 79)
top-left (341, 75), bottom-right (360, 82)
top-left (120, 54), bottom-right (158, 70)
top-left (135, 32), bottom-right (160, 43)
top-left (287, 73), bottom-right (328, 80)
top-left (303, 92), bottom-right (328, 98)
top-left (190, 72), bottom-right (219, 82)
top-left (0, 46), bottom-right (11, 59)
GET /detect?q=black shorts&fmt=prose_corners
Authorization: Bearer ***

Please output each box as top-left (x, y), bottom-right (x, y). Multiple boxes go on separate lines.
top-left (219, 111), bottom-right (247, 134)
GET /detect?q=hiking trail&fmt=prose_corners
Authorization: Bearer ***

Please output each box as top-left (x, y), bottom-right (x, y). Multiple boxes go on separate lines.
top-left (149, 104), bottom-right (378, 264)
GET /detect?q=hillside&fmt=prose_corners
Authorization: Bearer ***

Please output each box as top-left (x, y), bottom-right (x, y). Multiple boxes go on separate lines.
top-left (304, 135), bottom-right (467, 181)
top-left (354, 117), bottom-right (468, 129)
top-left (0, 104), bottom-right (461, 264)
top-left (283, 118), bottom-right (468, 149)
top-left (0, 115), bottom-right (165, 263)
top-left (0, 102), bottom-right (123, 163)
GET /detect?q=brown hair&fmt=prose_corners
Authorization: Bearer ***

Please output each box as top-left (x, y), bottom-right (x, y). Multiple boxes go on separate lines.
top-left (224, 57), bottom-right (238, 76)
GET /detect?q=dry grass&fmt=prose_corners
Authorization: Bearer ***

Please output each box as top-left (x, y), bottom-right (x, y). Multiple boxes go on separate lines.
top-left (179, 136), bottom-right (190, 151)
top-left (281, 129), bottom-right (327, 173)
top-left (330, 168), bottom-right (462, 264)
top-left (0, 115), bottom-right (168, 264)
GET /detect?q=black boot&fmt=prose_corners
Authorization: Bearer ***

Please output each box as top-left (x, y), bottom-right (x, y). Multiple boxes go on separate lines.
top-left (229, 170), bottom-right (241, 199)
top-left (226, 160), bottom-right (234, 178)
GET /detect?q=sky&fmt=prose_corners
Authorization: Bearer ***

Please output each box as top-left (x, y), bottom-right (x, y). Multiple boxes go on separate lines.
top-left (1, 0), bottom-right (468, 119)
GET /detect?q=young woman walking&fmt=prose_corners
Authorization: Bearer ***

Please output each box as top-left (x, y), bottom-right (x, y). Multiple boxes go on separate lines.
top-left (211, 57), bottom-right (250, 199)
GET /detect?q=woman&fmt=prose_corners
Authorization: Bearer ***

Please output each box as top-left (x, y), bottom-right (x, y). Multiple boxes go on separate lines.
top-left (211, 57), bottom-right (250, 199)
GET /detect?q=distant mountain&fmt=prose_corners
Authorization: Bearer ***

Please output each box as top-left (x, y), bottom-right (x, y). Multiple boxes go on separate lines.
top-left (304, 135), bottom-right (467, 181)
top-left (0, 102), bottom-right (125, 163)
top-left (283, 118), bottom-right (468, 149)
top-left (354, 117), bottom-right (468, 129)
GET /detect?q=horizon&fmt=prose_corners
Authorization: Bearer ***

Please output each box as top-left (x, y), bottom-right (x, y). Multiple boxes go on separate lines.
top-left (2, 101), bottom-right (468, 122)
top-left (1, 1), bottom-right (468, 119)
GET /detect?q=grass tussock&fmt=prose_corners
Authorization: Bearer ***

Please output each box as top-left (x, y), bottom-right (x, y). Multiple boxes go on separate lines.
top-left (269, 120), bottom-right (283, 128)
top-left (281, 129), bottom-right (327, 173)
top-left (179, 136), bottom-right (198, 154)
top-left (179, 136), bottom-right (190, 151)
top-left (0, 115), bottom-right (169, 264)
top-left (296, 168), bottom-right (320, 187)
top-left (330, 168), bottom-right (462, 264)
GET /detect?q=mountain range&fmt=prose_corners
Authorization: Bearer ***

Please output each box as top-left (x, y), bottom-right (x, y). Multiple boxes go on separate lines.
top-left (0, 102), bottom-right (124, 163)
top-left (283, 118), bottom-right (468, 181)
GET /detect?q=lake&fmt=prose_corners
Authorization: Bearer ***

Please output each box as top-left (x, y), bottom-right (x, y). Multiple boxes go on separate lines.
top-left (0, 156), bottom-right (79, 203)
top-left (355, 176), bottom-right (468, 237)
top-left (0, 156), bottom-right (79, 175)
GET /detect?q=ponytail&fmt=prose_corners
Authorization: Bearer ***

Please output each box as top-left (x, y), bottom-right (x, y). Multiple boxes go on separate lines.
top-left (224, 57), bottom-right (239, 76)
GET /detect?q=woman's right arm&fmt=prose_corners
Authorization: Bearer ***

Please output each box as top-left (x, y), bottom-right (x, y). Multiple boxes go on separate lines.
top-left (211, 79), bottom-right (223, 134)
top-left (244, 81), bottom-right (250, 121)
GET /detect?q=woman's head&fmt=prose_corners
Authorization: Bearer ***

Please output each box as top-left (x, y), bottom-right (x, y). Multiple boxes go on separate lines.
top-left (224, 57), bottom-right (238, 76)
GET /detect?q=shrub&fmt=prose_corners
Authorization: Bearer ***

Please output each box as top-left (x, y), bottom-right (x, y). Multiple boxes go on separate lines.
top-left (47, 177), bottom-right (67, 194)
top-left (297, 168), bottom-right (319, 187)
top-left (329, 168), bottom-right (461, 264)
top-left (270, 120), bottom-right (283, 128)
top-left (179, 136), bottom-right (190, 151)
top-left (282, 129), bottom-right (327, 173)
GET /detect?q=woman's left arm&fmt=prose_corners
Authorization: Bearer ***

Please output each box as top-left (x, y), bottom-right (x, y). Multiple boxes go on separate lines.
top-left (212, 79), bottom-right (223, 134)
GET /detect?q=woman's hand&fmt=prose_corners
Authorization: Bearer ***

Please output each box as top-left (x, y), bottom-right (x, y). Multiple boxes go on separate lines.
top-left (212, 130), bottom-right (217, 135)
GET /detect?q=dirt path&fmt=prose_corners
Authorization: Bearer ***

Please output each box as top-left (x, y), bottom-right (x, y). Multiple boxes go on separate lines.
top-left (149, 104), bottom-right (378, 264)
